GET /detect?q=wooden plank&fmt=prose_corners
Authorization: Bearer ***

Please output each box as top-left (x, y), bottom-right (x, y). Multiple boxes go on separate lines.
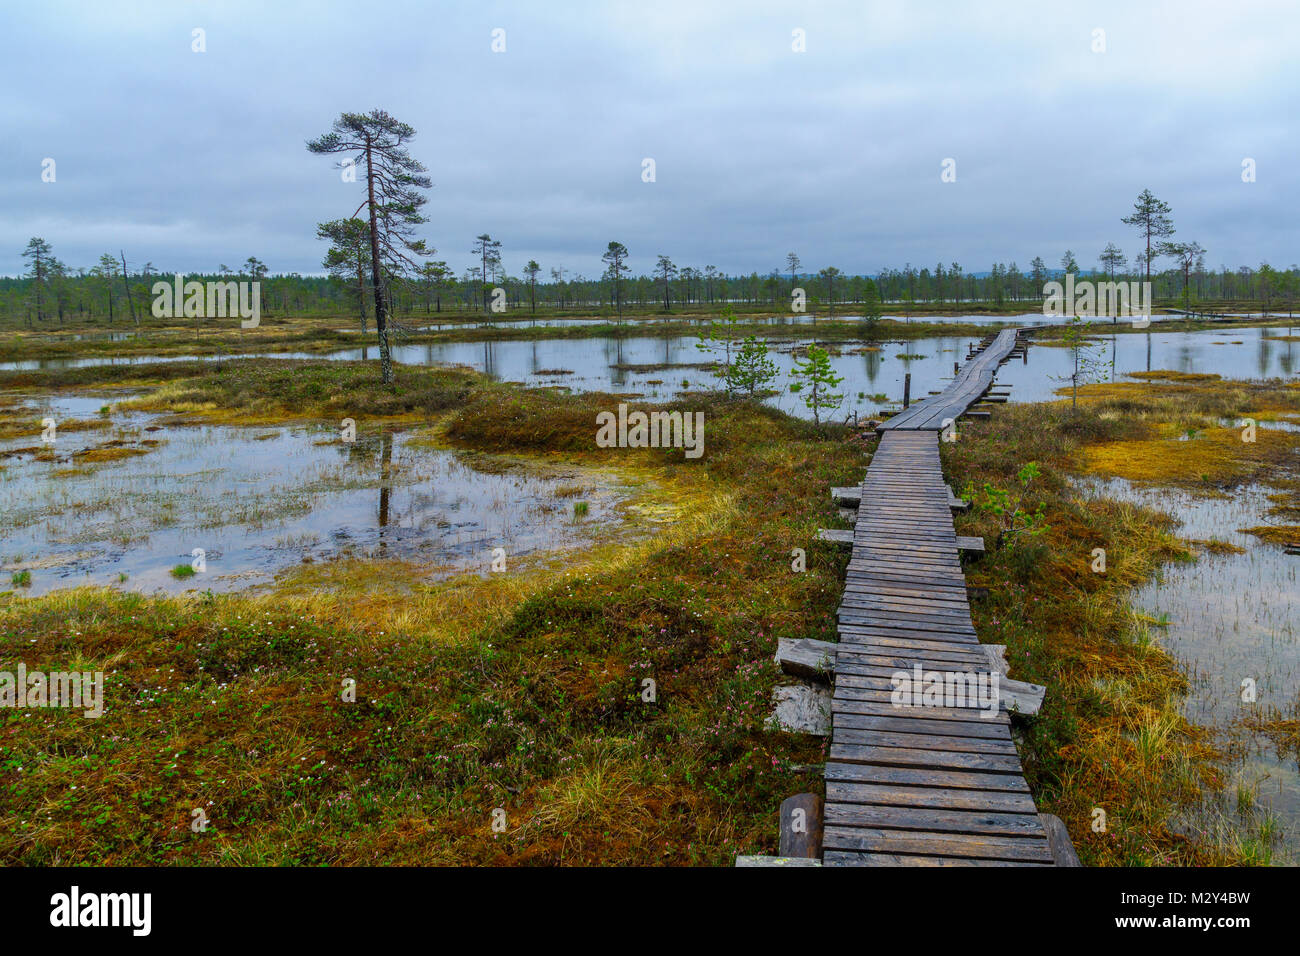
top-left (825, 802), bottom-right (1045, 836)
top-left (826, 781), bottom-right (1037, 814)
top-left (829, 700), bottom-right (1012, 724)
top-left (824, 759), bottom-right (1024, 790)
top-left (1039, 813), bottom-right (1082, 866)
top-left (835, 659), bottom-right (992, 679)
top-left (829, 743), bottom-right (1024, 773)
top-left (822, 825), bottom-right (1055, 863)
top-left (824, 850), bottom-right (1050, 867)
top-left (834, 662), bottom-right (999, 684)
top-left (836, 633), bottom-right (982, 654)
top-left (779, 793), bottom-right (824, 858)
top-left (835, 649), bottom-right (991, 670)
top-left (832, 713), bottom-right (1011, 739)
top-left (832, 728), bottom-right (1015, 754)
top-left (836, 617), bottom-right (978, 640)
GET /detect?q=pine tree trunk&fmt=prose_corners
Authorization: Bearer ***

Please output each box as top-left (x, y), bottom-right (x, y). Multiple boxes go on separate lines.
top-left (364, 134), bottom-right (393, 385)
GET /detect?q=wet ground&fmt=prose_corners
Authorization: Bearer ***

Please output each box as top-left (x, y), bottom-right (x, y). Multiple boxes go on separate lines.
top-left (1078, 472), bottom-right (1300, 859)
top-left (0, 394), bottom-right (636, 596)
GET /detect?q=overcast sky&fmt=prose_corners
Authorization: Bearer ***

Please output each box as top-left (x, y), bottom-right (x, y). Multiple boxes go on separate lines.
top-left (3, 0), bottom-right (1296, 280)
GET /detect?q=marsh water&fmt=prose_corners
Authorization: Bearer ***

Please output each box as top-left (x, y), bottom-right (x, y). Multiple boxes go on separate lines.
top-left (1079, 474), bottom-right (1300, 858)
top-left (9, 324), bottom-right (1300, 425)
top-left (0, 395), bottom-right (635, 596)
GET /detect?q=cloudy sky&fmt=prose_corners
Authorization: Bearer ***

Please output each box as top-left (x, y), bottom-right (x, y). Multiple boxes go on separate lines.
top-left (3, 0), bottom-right (1296, 280)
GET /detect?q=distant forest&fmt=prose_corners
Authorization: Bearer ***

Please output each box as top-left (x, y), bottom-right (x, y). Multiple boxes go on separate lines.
top-left (4, 240), bottom-right (1298, 324)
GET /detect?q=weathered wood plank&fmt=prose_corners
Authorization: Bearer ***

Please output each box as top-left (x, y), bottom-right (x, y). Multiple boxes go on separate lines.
top-left (825, 781), bottom-right (1037, 814)
top-left (1039, 813), bottom-right (1082, 866)
top-left (824, 850), bottom-right (1050, 867)
top-left (822, 825), bottom-right (1055, 862)
top-left (779, 793), bottom-right (824, 858)
top-left (824, 759), bottom-right (1026, 790)
top-left (824, 802), bottom-right (1046, 837)
top-left (829, 743), bottom-right (1025, 773)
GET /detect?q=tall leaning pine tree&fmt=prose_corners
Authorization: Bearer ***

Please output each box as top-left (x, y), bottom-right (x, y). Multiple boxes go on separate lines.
top-left (308, 109), bottom-right (433, 384)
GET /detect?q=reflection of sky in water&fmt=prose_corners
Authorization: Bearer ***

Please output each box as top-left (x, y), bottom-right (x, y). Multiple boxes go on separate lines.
top-left (1077, 475), bottom-right (1300, 842)
top-left (7, 325), bottom-right (1299, 422)
top-left (1, 395), bottom-right (626, 596)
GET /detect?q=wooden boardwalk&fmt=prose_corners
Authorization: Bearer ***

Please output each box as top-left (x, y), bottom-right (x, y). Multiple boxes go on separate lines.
top-left (878, 328), bottom-right (1021, 431)
top-left (823, 330), bottom-right (1055, 866)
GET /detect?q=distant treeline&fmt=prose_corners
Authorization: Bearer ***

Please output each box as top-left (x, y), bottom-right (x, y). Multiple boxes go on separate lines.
top-left (4, 241), bottom-right (1298, 325)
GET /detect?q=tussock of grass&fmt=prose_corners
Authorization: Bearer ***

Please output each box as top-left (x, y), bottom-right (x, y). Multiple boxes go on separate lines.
top-left (71, 442), bottom-right (153, 463)
top-left (0, 416), bottom-right (112, 442)
top-left (1237, 525), bottom-right (1300, 545)
top-left (1126, 370), bottom-right (1222, 383)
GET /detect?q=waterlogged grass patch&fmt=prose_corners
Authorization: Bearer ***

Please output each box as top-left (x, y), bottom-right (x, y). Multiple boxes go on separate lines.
top-left (1081, 424), bottom-right (1295, 487)
top-left (1236, 525), bottom-right (1300, 546)
top-left (71, 441), bottom-right (156, 464)
top-left (1126, 371), bottom-right (1222, 384)
top-left (121, 359), bottom-right (479, 425)
top-left (0, 416), bottom-right (112, 442)
top-left (1185, 538), bottom-right (1248, 555)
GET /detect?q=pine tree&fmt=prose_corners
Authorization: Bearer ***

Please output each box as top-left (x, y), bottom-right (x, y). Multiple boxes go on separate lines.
top-left (21, 237), bottom-right (53, 323)
top-left (308, 109), bottom-right (435, 384)
top-left (789, 344), bottom-right (845, 426)
top-left (726, 335), bottom-right (778, 397)
top-left (1121, 189), bottom-right (1175, 286)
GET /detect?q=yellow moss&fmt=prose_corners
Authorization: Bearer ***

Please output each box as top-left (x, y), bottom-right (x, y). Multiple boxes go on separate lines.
top-left (1126, 370), bottom-right (1221, 383)
top-left (1081, 425), bottom-right (1294, 486)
